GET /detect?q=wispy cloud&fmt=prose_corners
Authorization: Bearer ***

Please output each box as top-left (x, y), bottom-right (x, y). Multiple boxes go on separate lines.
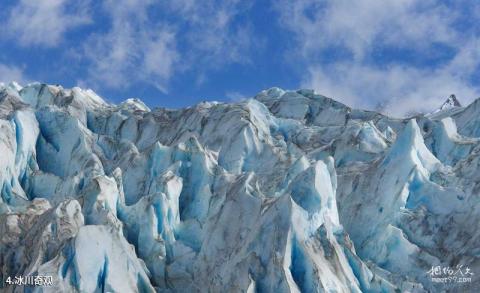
top-left (305, 61), bottom-right (478, 116)
top-left (81, 0), bottom-right (177, 93)
top-left (4, 0), bottom-right (91, 47)
top-left (0, 64), bottom-right (27, 85)
top-left (82, 0), bottom-right (255, 93)
top-left (165, 0), bottom-right (255, 68)
top-left (275, 0), bottom-right (480, 116)
top-left (225, 91), bottom-right (248, 101)
top-left (1, 0), bottom-right (477, 112)
top-left (276, 0), bottom-right (458, 59)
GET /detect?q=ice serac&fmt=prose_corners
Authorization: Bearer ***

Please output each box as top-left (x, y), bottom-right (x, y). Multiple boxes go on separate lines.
top-left (72, 225), bottom-right (155, 293)
top-left (1, 83), bottom-right (480, 293)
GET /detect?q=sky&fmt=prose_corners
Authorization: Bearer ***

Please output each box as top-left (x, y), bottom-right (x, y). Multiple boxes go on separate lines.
top-left (0, 0), bottom-right (479, 116)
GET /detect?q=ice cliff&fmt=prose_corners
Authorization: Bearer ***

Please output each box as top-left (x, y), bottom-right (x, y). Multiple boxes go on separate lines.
top-left (0, 82), bottom-right (479, 292)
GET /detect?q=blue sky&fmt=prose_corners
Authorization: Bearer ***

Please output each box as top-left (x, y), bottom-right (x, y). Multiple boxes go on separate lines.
top-left (0, 0), bottom-right (479, 116)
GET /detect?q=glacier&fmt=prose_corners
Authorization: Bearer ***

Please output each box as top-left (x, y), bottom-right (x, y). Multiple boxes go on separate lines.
top-left (0, 82), bottom-right (479, 292)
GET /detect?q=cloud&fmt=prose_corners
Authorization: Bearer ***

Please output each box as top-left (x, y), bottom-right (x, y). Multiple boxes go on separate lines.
top-left (82, 0), bottom-right (254, 93)
top-left (83, 0), bottom-right (178, 92)
top-left (4, 0), bottom-right (91, 47)
top-left (275, 0), bottom-right (458, 59)
top-left (165, 0), bottom-right (255, 68)
top-left (0, 64), bottom-right (27, 85)
top-left (225, 91), bottom-right (247, 101)
top-left (274, 0), bottom-right (480, 116)
top-left (304, 62), bottom-right (479, 116)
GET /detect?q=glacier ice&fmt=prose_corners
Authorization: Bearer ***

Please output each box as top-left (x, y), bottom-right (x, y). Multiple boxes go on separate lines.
top-left (1, 83), bottom-right (480, 292)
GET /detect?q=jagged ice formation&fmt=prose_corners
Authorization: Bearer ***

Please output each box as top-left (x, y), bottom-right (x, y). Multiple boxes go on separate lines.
top-left (0, 82), bottom-right (479, 292)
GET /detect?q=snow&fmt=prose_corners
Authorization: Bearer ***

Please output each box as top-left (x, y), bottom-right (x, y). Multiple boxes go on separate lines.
top-left (438, 94), bottom-right (461, 111)
top-left (119, 98), bottom-right (151, 112)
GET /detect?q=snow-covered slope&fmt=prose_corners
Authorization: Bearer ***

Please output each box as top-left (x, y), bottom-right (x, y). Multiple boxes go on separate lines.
top-left (437, 95), bottom-right (462, 111)
top-left (427, 94), bottom-right (463, 120)
top-left (1, 82), bottom-right (479, 292)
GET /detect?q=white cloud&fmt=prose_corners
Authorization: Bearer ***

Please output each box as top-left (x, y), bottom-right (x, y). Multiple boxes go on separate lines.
top-left (83, 0), bottom-right (178, 92)
top-left (165, 0), bottom-right (255, 67)
top-left (5, 0), bottom-right (91, 47)
top-left (0, 64), bottom-right (27, 85)
top-left (275, 0), bottom-right (458, 59)
top-left (275, 0), bottom-right (480, 116)
top-left (82, 0), bottom-right (255, 92)
top-left (225, 91), bottom-right (247, 101)
top-left (305, 62), bottom-right (479, 117)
